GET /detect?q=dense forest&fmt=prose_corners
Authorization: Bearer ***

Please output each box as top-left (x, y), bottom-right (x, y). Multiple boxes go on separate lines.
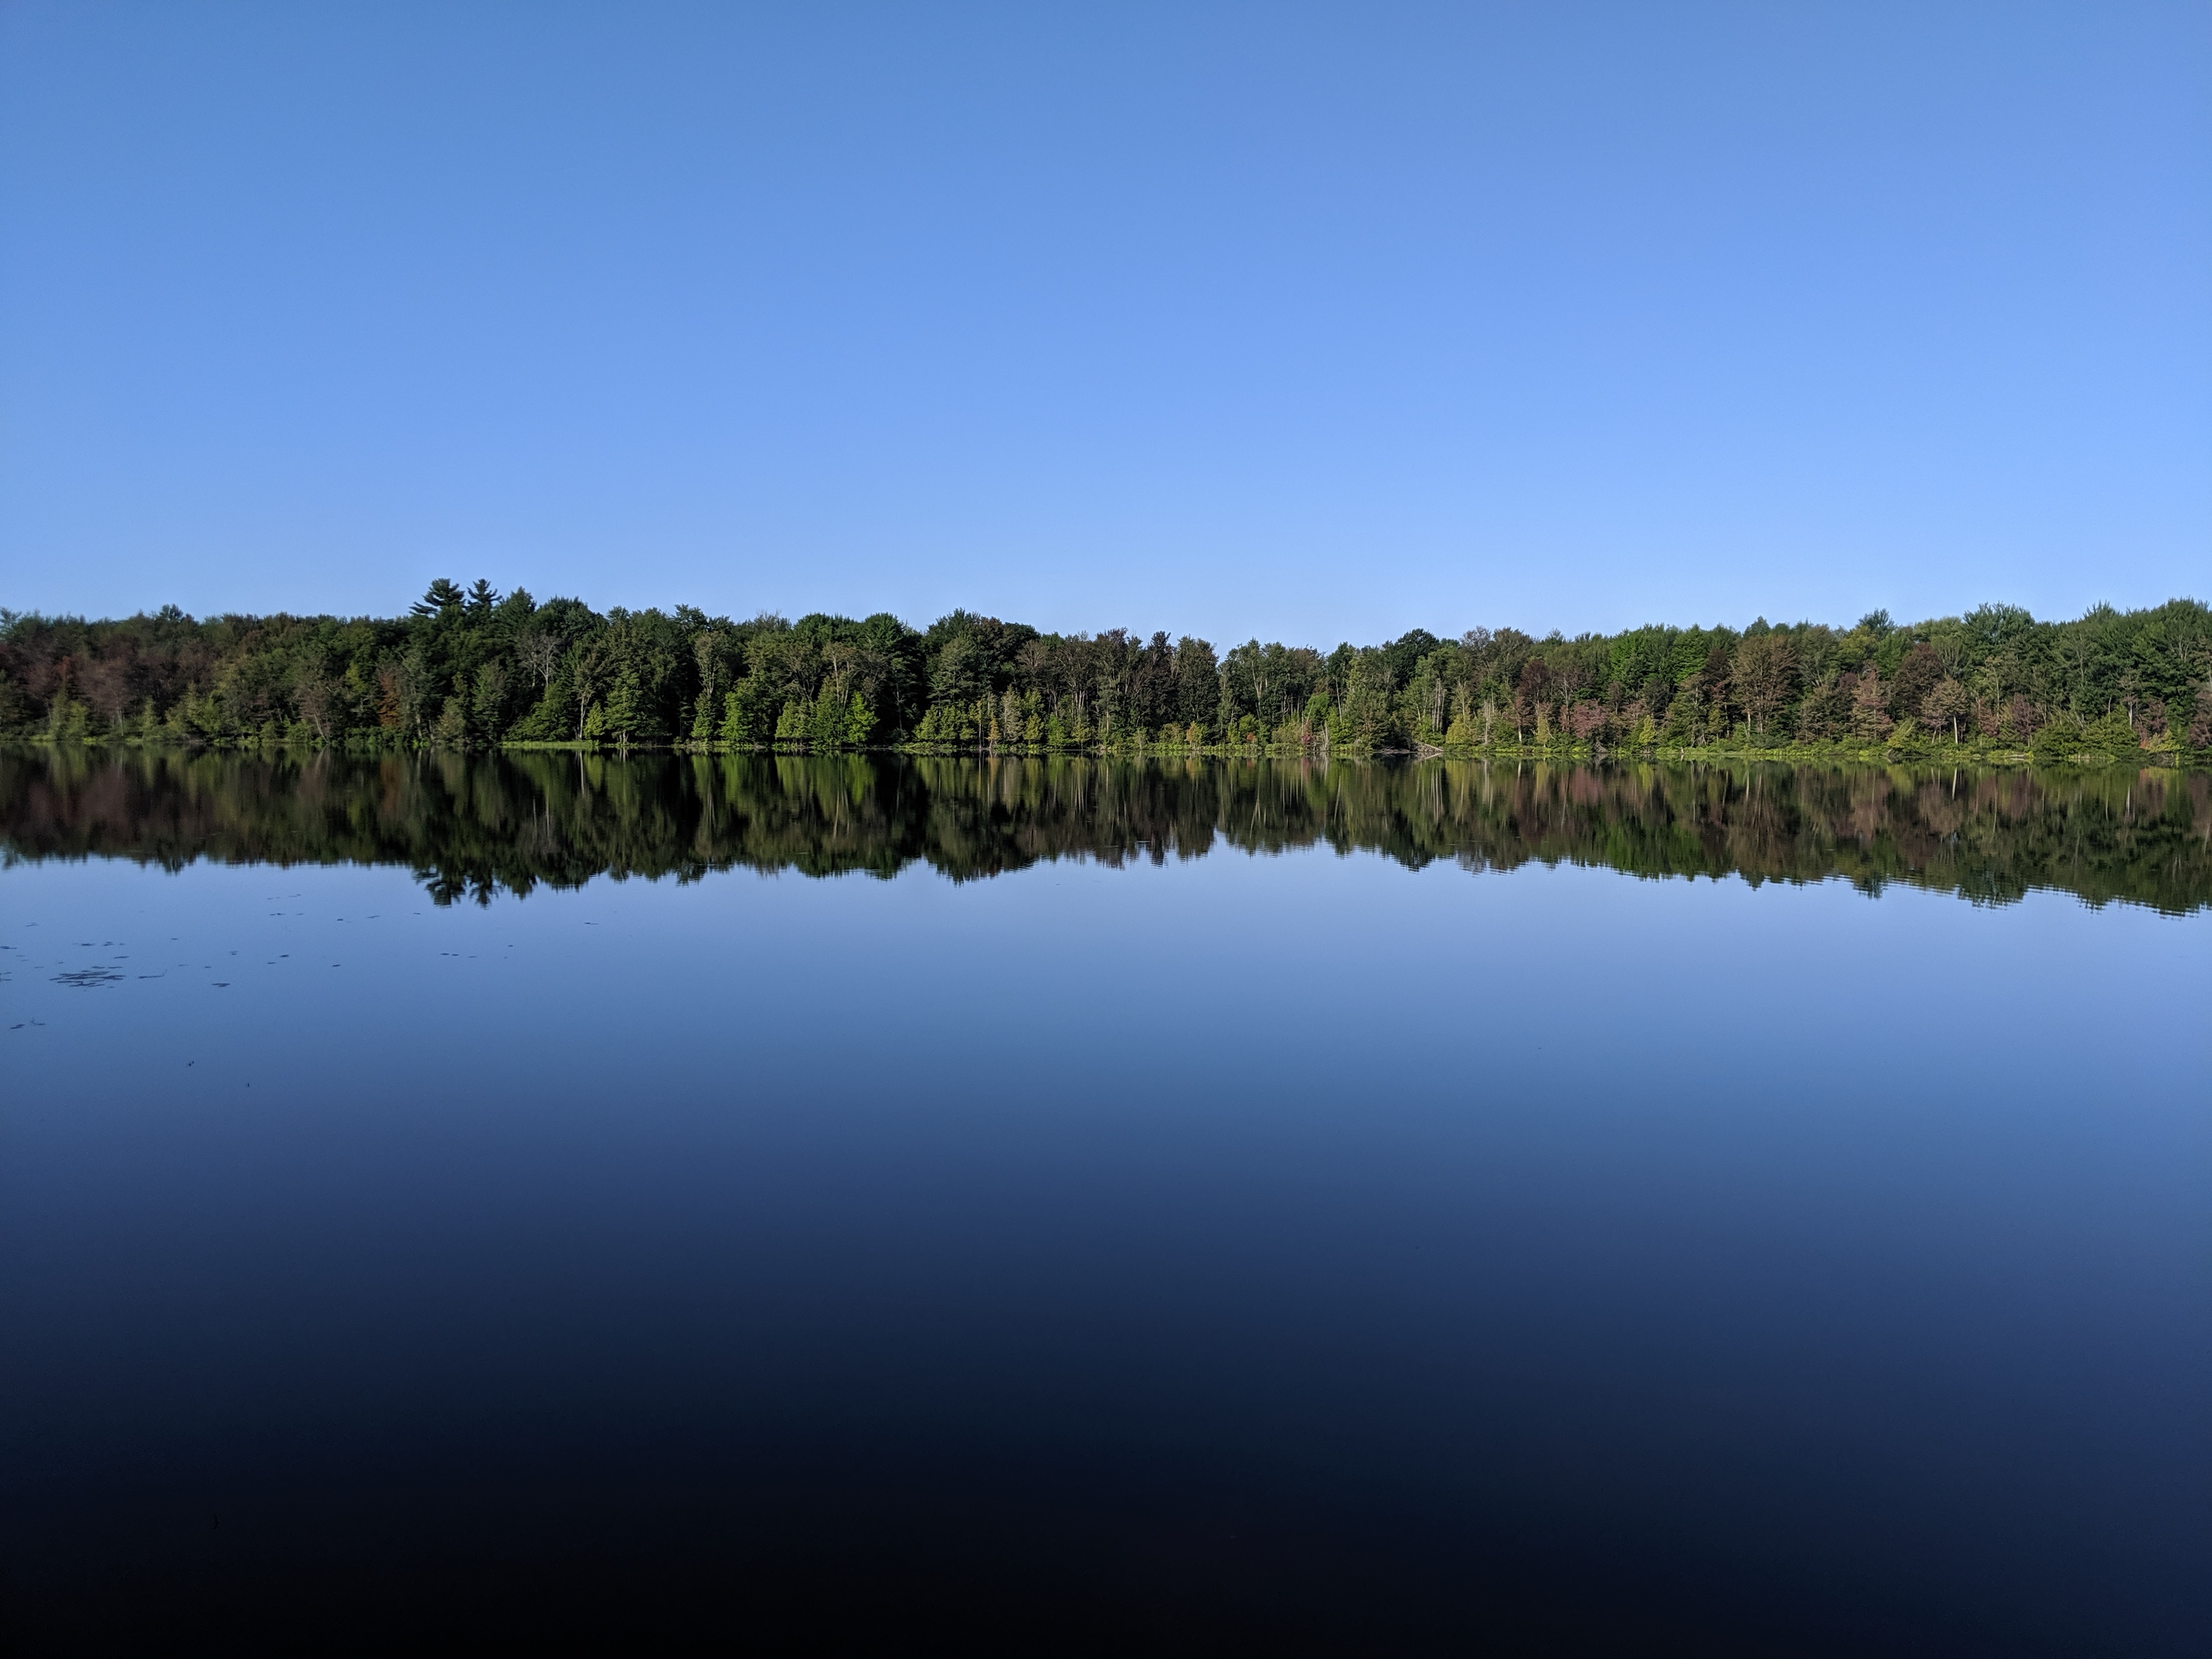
top-left (4, 582), bottom-right (2208, 765)
top-left (5, 748), bottom-right (2205, 916)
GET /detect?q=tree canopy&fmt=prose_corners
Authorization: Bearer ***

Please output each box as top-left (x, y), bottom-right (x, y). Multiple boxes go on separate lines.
top-left (4, 585), bottom-right (2206, 764)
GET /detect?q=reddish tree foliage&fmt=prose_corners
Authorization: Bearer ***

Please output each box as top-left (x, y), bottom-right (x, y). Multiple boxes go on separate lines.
top-left (1889, 642), bottom-right (1945, 722)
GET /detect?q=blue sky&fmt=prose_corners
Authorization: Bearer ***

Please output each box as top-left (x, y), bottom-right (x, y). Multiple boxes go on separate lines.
top-left (2, 2), bottom-right (2205, 645)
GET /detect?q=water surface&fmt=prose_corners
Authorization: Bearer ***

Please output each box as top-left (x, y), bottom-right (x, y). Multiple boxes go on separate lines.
top-left (3, 752), bottom-right (2205, 1653)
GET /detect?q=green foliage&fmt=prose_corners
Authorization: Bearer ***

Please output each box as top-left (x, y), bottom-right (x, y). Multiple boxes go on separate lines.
top-left (720, 678), bottom-right (777, 746)
top-left (2, 589), bottom-right (2206, 765)
top-left (2028, 716), bottom-right (2087, 765)
top-left (2024, 702), bottom-right (2154, 766)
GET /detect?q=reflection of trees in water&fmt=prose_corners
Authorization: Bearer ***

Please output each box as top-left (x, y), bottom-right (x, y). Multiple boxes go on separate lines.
top-left (3, 748), bottom-right (2206, 915)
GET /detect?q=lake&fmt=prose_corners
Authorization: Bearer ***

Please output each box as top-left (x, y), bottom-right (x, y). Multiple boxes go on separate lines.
top-left (3, 749), bottom-right (2206, 1654)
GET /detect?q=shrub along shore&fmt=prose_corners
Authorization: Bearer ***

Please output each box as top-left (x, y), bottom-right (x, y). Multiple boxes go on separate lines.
top-left (5, 584), bottom-right (2207, 768)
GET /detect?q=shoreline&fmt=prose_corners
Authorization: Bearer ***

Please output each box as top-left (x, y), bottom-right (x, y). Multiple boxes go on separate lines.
top-left (11, 733), bottom-right (2207, 772)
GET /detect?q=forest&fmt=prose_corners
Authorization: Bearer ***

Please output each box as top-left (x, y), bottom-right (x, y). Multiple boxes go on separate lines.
top-left (3, 581), bottom-right (2208, 765)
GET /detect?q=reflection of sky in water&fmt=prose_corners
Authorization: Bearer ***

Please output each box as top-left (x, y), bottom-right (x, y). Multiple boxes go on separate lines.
top-left (2, 843), bottom-right (2206, 1654)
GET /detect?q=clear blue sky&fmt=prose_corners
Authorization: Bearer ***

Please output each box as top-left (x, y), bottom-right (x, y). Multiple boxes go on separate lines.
top-left (2, 2), bottom-right (2205, 645)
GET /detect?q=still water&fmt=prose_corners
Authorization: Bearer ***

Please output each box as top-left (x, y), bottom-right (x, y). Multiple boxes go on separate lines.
top-left (3, 751), bottom-right (2206, 1653)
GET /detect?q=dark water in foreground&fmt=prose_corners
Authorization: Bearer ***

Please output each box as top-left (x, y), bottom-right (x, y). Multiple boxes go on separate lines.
top-left (2, 751), bottom-right (2207, 1653)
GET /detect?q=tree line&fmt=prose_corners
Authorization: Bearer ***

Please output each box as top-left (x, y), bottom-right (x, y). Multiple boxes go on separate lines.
top-left (4, 580), bottom-right (2208, 764)
top-left (6, 747), bottom-right (2205, 916)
